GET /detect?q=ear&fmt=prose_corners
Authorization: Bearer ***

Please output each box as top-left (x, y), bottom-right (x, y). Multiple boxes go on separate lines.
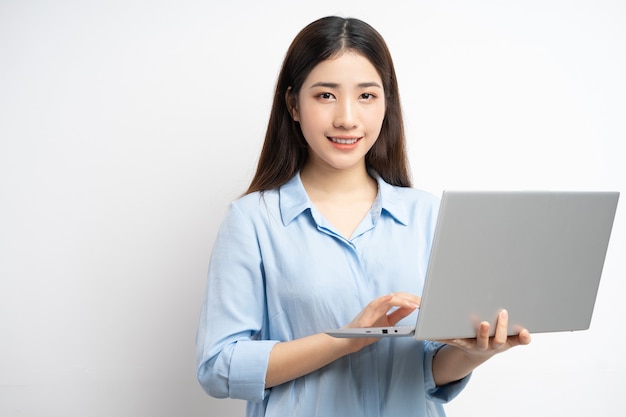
top-left (285, 87), bottom-right (299, 121)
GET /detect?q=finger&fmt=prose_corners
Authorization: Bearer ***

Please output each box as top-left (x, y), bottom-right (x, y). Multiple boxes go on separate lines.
top-left (492, 309), bottom-right (509, 349)
top-left (386, 293), bottom-right (419, 322)
top-left (386, 305), bottom-right (417, 325)
top-left (476, 321), bottom-right (490, 350)
top-left (509, 328), bottom-right (532, 347)
top-left (519, 328), bottom-right (532, 345)
top-left (366, 294), bottom-right (396, 318)
top-left (388, 292), bottom-right (420, 309)
top-left (361, 293), bottom-right (419, 326)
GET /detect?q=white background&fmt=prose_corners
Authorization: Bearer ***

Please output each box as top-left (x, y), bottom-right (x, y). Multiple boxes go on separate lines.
top-left (1, 1), bottom-right (624, 416)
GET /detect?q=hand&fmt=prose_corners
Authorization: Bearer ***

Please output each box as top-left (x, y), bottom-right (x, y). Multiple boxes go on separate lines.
top-left (344, 292), bottom-right (420, 351)
top-left (440, 309), bottom-right (532, 362)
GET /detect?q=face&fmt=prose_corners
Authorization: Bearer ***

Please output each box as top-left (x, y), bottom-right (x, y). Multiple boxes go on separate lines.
top-left (289, 52), bottom-right (386, 174)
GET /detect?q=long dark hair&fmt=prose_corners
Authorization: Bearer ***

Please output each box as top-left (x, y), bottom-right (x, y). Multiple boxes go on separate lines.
top-left (246, 16), bottom-right (411, 194)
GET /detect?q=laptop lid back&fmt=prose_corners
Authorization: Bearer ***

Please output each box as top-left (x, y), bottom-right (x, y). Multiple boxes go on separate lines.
top-left (414, 191), bottom-right (619, 340)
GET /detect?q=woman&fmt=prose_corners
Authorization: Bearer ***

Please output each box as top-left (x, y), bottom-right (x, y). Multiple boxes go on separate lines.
top-left (196, 16), bottom-right (531, 417)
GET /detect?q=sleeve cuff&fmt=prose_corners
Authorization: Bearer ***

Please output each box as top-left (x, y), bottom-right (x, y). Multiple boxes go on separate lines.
top-left (229, 339), bottom-right (279, 401)
top-left (423, 341), bottom-right (471, 403)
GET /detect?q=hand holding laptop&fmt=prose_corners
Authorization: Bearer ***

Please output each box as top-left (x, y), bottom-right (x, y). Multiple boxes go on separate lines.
top-left (429, 308), bottom-right (532, 387)
top-left (438, 309), bottom-right (532, 357)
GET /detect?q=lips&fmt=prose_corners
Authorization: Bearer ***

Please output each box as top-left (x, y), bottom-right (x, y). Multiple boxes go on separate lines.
top-left (328, 136), bottom-right (360, 145)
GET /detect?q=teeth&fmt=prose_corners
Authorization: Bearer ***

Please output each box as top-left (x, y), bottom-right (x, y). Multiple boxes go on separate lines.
top-left (330, 137), bottom-right (358, 145)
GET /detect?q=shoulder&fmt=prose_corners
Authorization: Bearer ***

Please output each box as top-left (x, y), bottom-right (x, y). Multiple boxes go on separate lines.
top-left (211, 189), bottom-right (283, 246)
top-left (223, 175), bottom-right (308, 230)
top-left (227, 188), bottom-right (281, 220)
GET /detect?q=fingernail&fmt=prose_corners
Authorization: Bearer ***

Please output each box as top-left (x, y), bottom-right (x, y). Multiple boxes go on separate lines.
top-left (500, 309), bottom-right (508, 319)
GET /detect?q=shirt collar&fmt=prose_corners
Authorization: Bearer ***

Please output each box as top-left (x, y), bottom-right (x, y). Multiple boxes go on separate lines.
top-left (278, 173), bottom-right (311, 226)
top-left (279, 171), bottom-right (409, 227)
top-left (375, 173), bottom-right (409, 225)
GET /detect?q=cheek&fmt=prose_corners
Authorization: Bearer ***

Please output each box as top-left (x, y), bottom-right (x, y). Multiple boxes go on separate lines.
top-left (298, 108), bottom-right (326, 135)
top-left (368, 106), bottom-right (386, 136)
top-left (297, 118), bottom-right (320, 148)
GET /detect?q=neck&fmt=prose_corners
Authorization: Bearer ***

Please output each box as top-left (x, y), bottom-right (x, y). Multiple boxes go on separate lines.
top-left (300, 162), bottom-right (376, 200)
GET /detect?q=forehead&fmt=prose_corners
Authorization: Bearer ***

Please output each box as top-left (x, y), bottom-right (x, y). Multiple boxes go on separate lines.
top-left (303, 52), bottom-right (382, 86)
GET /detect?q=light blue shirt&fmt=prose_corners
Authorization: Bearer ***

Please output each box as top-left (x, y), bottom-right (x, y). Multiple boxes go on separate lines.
top-left (196, 173), bottom-right (470, 417)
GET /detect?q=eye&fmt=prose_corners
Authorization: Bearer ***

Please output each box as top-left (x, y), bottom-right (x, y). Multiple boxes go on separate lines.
top-left (317, 92), bottom-right (335, 100)
top-left (360, 93), bottom-right (376, 100)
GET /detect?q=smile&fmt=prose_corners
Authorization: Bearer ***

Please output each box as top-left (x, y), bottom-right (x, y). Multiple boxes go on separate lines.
top-left (328, 137), bottom-right (360, 145)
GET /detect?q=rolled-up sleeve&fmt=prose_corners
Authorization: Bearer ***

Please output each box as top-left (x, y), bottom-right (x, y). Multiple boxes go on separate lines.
top-left (422, 340), bottom-right (471, 403)
top-left (197, 337), bottom-right (278, 401)
top-left (195, 201), bottom-right (278, 402)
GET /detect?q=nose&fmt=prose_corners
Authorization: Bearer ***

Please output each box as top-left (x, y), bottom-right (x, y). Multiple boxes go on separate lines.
top-left (333, 99), bottom-right (358, 129)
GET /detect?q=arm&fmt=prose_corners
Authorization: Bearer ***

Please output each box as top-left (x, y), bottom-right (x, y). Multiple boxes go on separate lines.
top-left (196, 202), bottom-right (273, 400)
top-left (266, 333), bottom-right (354, 388)
top-left (266, 292), bottom-right (420, 388)
top-left (432, 309), bottom-right (532, 386)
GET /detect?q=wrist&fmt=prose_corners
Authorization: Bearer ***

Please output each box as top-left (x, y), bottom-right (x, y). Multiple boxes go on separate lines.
top-left (327, 333), bottom-right (369, 355)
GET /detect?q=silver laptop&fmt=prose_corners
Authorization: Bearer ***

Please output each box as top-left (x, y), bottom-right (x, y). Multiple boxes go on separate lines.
top-left (326, 191), bottom-right (619, 340)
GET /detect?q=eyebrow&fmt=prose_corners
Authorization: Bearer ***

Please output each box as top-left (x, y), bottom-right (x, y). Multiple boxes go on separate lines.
top-left (309, 81), bottom-right (383, 89)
